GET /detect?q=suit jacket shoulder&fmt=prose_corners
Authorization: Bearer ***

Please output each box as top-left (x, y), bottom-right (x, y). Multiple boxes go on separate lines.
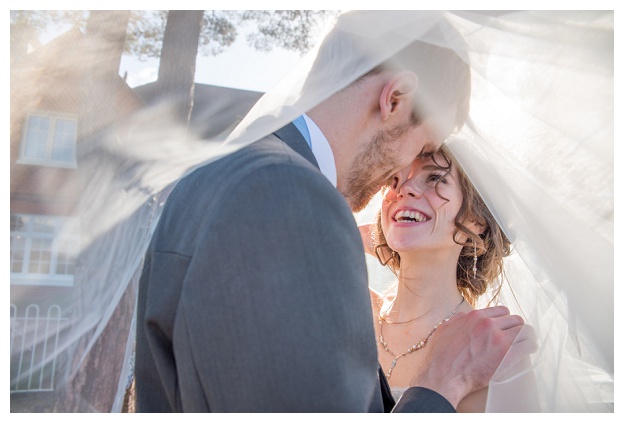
top-left (137, 126), bottom-right (381, 412)
top-left (136, 125), bottom-right (456, 412)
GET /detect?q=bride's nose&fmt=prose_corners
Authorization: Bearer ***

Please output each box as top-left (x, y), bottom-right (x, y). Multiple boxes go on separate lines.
top-left (397, 179), bottom-right (422, 199)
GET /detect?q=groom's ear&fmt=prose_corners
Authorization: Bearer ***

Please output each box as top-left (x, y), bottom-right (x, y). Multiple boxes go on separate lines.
top-left (379, 71), bottom-right (419, 122)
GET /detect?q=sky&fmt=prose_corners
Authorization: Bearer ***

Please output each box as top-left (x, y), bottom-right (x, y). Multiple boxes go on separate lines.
top-left (120, 45), bottom-right (303, 93)
top-left (118, 19), bottom-right (320, 93)
top-left (30, 7), bottom-right (335, 93)
top-left (31, 10), bottom-right (316, 93)
top-left (28, 1), bottom-right (620, 94)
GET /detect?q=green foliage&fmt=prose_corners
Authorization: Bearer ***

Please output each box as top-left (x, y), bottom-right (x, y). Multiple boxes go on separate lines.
top-left (199, 11), bottom-right (240, 56)
top-left (124, 11), bottom-right (167, 60)
top-left (125, 10), bottom-right (339, 60)
top-left (242, 10), bottom-right (339, 54)
top-left (11, 10), bottom-right (341, 60)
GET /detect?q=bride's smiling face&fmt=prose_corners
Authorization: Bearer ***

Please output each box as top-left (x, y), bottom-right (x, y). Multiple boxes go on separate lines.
top-left (380, 153), bottom-right (469, 255)
top-left (343, 117), bottom-right (444, 213)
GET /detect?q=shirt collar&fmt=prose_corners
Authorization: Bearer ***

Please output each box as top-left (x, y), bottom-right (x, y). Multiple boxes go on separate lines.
top-left (302, 114), bottom-right (337, 188)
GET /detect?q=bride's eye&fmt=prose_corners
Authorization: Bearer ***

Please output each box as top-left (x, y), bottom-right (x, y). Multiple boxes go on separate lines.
top-left (427, 173), bottom-right (448, 184)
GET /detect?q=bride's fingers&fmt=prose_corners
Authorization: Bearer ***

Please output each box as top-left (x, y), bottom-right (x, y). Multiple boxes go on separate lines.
top-left (357, 224), bottom-right (374, 255)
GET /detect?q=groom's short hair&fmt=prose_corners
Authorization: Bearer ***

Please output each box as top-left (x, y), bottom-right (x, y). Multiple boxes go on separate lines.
top-left (303, 12), bottom-right (471, 132)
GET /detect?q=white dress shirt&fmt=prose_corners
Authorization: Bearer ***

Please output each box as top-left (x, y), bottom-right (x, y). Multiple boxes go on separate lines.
top-left (302, 114), bottom-right (337, 188)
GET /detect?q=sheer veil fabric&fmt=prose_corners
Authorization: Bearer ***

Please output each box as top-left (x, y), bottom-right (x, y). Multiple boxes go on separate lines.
top-left (352, 11), bottom-right (614, 412)
top-left (11, 11), bottom-right (613, 412)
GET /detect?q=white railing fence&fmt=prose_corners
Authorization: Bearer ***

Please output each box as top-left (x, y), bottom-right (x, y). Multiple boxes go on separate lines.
top-left (10, 303), bottom-right (66, 392)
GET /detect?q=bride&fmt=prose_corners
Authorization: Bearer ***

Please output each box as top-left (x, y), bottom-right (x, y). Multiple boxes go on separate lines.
top-left (10, 10), bottom-right (613, 412)
top-left (360, 146), bottom-right (540, 411)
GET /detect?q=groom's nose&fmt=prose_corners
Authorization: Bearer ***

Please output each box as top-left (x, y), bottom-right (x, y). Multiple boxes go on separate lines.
top-left (390, 161), bottom-right (419, 197)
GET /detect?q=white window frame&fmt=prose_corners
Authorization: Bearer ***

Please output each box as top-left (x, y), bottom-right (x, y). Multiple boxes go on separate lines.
top-left (10, 214), bottom-right (80, 287)
top-left (17, 111), bottom-right (78, 169)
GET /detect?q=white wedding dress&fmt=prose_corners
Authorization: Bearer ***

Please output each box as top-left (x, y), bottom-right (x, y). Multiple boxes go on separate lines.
top-left (11, 10), bottom-right (613, 412)
top-left (391, 387), bottom-right (409, 403)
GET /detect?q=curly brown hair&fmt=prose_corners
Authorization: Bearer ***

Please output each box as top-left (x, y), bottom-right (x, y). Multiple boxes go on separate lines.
top-left (371, 146), bottom-right (511, 306)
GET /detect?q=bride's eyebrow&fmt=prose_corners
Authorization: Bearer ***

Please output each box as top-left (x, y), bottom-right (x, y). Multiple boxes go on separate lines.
top-left (422, 164), bottom-right (452, 174)
top-left (416, 142), bottom-right (437, 159)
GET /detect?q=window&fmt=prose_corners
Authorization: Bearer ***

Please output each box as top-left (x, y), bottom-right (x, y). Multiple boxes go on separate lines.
top-left (10, 214), bottom-right (80, 287)
top-left (19, 113), bottom-right (78, 168)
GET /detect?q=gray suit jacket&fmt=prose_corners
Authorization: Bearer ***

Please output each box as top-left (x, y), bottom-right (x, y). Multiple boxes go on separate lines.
top-left (135, 124), bottom-right (455, 412)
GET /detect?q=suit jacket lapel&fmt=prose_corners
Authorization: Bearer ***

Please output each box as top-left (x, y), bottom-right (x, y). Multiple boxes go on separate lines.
top-left (275, 123), bottom-right (400, 412)
top-left (274, 123), bottom-right (320, 170)
top-left (276, 123), bottom-right (395, 412)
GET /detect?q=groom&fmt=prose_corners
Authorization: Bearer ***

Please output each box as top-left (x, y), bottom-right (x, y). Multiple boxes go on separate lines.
top-left (136, 12), bottom-right (528, 412)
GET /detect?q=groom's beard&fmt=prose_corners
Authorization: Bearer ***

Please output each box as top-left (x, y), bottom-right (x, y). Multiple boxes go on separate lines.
top-left (343, 125), bottom-right (407, 212)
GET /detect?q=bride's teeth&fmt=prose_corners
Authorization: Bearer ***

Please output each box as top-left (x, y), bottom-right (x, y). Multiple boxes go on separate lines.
top-left (394, 209), bottom-right (429, 222)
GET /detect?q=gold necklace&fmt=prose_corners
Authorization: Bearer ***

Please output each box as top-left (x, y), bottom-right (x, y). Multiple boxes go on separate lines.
top-left (379, 297), bottom-right (465, 380)
top-left (379, 303), bottom-right (427, 325)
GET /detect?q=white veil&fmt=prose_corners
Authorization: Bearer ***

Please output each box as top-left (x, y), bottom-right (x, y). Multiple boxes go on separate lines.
top-left (446, 11), bottom-right (613, 412)
top-left (10, 10), bottom-right (613, 412)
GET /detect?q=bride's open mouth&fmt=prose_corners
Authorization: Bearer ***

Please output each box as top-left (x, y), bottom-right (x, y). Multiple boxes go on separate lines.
top-left (393, 209), bottom-right (430, 223)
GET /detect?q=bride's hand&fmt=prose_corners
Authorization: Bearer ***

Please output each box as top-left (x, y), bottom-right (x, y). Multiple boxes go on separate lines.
top-left (358, 223), bottom-right (374, 256)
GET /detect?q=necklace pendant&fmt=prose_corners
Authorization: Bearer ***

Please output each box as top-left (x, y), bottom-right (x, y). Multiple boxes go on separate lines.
top-left (379, 335), bottom-right (389, 352)
top-left (386, 359), bottom-right (398, 380)
top-left (378, 296), bottom-right (465, 381)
